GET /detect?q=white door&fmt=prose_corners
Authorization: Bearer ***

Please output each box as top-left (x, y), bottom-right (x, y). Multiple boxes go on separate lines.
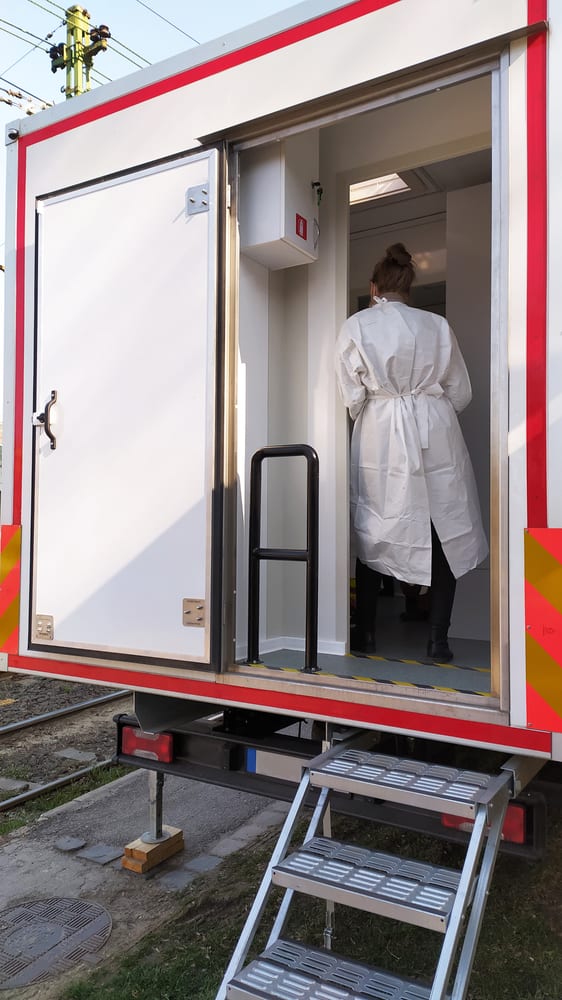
top-left (31, 148), bottom-right (222, 665)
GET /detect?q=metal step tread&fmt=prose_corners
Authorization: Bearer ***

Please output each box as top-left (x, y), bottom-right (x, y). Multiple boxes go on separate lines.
top-left (272, 837), bottom-right (460, 932)
top-left (227, 939), bottom-right (435, 999)
top-left (309, 749), bottom-right (505, 818)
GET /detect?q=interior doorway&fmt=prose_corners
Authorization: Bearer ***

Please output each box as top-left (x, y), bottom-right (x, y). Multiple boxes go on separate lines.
top-left (346, 150), bottom-right (492, 692)
top-left (233, 69), bottom-right (499, 705)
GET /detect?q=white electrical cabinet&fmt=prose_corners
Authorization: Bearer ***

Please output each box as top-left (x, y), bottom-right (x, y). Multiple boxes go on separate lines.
top-left (239, 130), bottom-right (320, 269)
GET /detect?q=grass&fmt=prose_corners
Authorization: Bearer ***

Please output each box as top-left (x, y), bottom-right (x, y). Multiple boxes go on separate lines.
top-left (0, 764), bottom-right (131, 836)
top-left (0, 762), bottom-right (34, 794)
top-left (60, 805), bottom-right (562, 1000)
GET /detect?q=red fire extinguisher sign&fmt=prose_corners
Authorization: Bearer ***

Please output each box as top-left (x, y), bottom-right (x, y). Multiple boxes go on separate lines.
top-left (296, 214), bottom-right (308, 241)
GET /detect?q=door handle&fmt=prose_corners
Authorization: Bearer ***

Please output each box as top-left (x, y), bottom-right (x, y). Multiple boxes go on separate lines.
top-left (33, 390), bottom-right (58, 450)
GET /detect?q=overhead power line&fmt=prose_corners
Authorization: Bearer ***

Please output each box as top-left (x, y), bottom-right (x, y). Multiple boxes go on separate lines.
top-left (110, 35), bottom-right (151, 66)
top-left (0, 74), bottom-right (51, 104)
top-left (107, 36), bottom-right (150, 69)
top-left (134, 0), bottom-right (200, 44)
top-left (0, 24), bottom-right (49, 49)
top-left (1, 81), bottom-right (52, 113)
top-left (1, 90), bottom-right (51, 114)
top-left (91, 67), bottom-right (112, 83)
top-left (0, 16), bottom-right (63, 77)
top-left (0, 17), bottom-right (56, 46)
top-left (24, 0), bottom-right (67, 16)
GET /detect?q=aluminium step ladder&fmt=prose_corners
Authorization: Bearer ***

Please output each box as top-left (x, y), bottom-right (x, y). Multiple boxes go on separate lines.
top-left (216, 744), bottom-right (536, 1000)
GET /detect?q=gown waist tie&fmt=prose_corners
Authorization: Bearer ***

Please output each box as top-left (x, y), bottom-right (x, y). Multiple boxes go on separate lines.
top-left (367, 384), bottom-right (444, 448)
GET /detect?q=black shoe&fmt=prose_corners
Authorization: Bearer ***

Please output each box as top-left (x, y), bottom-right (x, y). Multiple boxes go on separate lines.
top-left (352, 630), bottom-right (377, 656)
top-left (426, 639), bottom-right (453, 662)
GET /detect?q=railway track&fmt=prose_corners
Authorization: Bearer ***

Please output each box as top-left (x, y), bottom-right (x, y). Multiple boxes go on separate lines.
top-left (0, 681), bottom-right (132, 814)
top-left (0, 689), bottom-right (130, 738)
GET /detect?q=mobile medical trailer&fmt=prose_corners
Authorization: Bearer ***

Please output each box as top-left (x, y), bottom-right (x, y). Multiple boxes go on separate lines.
top-left (2, 1), bottom-right (561, 996)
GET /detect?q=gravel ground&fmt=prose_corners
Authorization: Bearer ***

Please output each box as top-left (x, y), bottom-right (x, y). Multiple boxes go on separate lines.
top-left (0, 673), bottom-right (122, 725)
top-left (0, 673), bottom-right (132, 789)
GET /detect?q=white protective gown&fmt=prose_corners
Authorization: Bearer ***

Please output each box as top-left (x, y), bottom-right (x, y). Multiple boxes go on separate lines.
top-left (335, 297), bottom-right (488, 586)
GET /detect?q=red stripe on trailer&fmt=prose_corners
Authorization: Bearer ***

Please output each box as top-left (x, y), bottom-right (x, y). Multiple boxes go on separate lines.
top-left (528, 0), bottom-right (548, 27)
top-left (18, 1), bottom-right (400, 151)
top-left (13, 147), bottom-right (26, 526)
top-left (526, 0), bottom-right (548, 527)
top-left (11, 0), bottom-right (400, 523)
top-left (7, 652), bottom-right (551, 754)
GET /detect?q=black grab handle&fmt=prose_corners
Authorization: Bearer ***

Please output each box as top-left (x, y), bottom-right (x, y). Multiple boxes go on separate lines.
top-left (36, 389), bottom-right (58, 450)
top-left (247, 445), bottom-right (319, 673)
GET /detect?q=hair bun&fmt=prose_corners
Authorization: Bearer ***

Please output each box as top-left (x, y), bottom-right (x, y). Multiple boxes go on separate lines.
top-left (386, 242), bottom-right (412, 267)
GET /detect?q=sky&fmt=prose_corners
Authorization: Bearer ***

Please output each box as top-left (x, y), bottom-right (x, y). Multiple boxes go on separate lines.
top-left (0, 0), bottom-right (306, 385)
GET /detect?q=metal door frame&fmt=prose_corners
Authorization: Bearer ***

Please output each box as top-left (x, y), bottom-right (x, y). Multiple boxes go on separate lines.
top-left (225, 53), bottom-right (507, 709)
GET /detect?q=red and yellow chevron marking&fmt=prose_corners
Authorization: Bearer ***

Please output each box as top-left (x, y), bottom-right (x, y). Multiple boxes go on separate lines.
top-left (0, 526), bottom-right (21, 654)
top-left (525, 529), bottom-right (562, 731)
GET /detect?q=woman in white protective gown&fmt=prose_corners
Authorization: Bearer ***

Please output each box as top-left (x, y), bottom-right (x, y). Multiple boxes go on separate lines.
top-left (335, 243), bottom-right (488, 661)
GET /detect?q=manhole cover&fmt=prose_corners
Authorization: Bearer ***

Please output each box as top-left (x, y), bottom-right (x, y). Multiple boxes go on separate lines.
top-left (0, 898), bottom-right (112, 989)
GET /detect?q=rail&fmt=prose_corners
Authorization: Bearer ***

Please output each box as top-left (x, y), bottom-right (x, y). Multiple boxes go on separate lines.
top-left (0, 689), bottom-right (130, 737)
top-left (0, 690), bottom-right (131, 812)
top-left (0, 759), bottom-right (116, 812)
top-left (247, 444), bottom-right (319, 673)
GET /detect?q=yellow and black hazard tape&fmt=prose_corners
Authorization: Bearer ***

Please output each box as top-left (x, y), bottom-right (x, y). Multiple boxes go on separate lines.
top-left (256, 658), bottom-right (491, 697)
top-left (348, 652), bottom-right (489, 674)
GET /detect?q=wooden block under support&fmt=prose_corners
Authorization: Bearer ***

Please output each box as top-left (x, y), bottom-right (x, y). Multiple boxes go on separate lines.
top-left (122, 825), bottom-right (184, 874)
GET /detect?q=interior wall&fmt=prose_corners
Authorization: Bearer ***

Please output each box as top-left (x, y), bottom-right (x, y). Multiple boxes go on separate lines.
top-left (266, 267), bottom-right (309, 644)
top-left (349, 191), bottom-right (447, 310)
top-left (322, 77), bottom-right (491, 182)
top-left (446, 183), bottom-right (491, 640)
top-left (235, 256), bottom-right (269, 655)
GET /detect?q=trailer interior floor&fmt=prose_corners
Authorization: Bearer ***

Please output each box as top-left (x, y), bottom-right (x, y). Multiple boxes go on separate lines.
top-left (242, 597), bottom-right (492, 697)
top-left (254, 648), bottom-right (491, 697)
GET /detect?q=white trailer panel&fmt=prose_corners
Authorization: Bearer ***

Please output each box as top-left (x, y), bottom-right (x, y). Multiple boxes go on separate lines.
top-left (30, 150), bottom-right (220, 662)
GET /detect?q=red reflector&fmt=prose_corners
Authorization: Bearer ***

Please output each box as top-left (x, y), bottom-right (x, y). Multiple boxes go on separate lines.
top-left (441, 802), bottom-right (526, 845)
top-left (122, 726), bottom-right (173, 763)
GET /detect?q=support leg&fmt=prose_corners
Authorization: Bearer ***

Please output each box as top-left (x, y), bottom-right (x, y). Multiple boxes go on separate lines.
top-left (143, 770), bottom-right (167, 844)
top-left (322, 802), bottom-right (335, 950)
top-left (122, 769), bottom-right (184, 874)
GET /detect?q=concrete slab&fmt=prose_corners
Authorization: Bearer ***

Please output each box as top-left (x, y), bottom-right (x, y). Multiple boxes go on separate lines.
top-left (208, 836), bottom-right (247, 858)
top-left (53, 749), bottom-right (98, 763)
top-left (54, 836), bottom-right (86, 852)
top-left (184, 854), bottom-right (222, 874)
top-left (0, 777), bottom-right (30, 792)
top-left (155, 869), bottom-right (196, 892)
top-left (76, 843), bottom-right (124, 865)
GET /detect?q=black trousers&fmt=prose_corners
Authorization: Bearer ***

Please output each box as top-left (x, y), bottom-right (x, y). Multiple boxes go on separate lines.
top-left (355, 525), bottom-right (456, 639)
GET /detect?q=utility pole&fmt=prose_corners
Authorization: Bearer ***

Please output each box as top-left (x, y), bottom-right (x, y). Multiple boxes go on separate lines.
top-left (49, 6), bottom-right (110, 99)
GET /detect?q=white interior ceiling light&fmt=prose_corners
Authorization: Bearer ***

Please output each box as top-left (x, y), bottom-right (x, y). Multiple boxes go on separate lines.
top-left (349, 173), bottom-right (410, 204)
